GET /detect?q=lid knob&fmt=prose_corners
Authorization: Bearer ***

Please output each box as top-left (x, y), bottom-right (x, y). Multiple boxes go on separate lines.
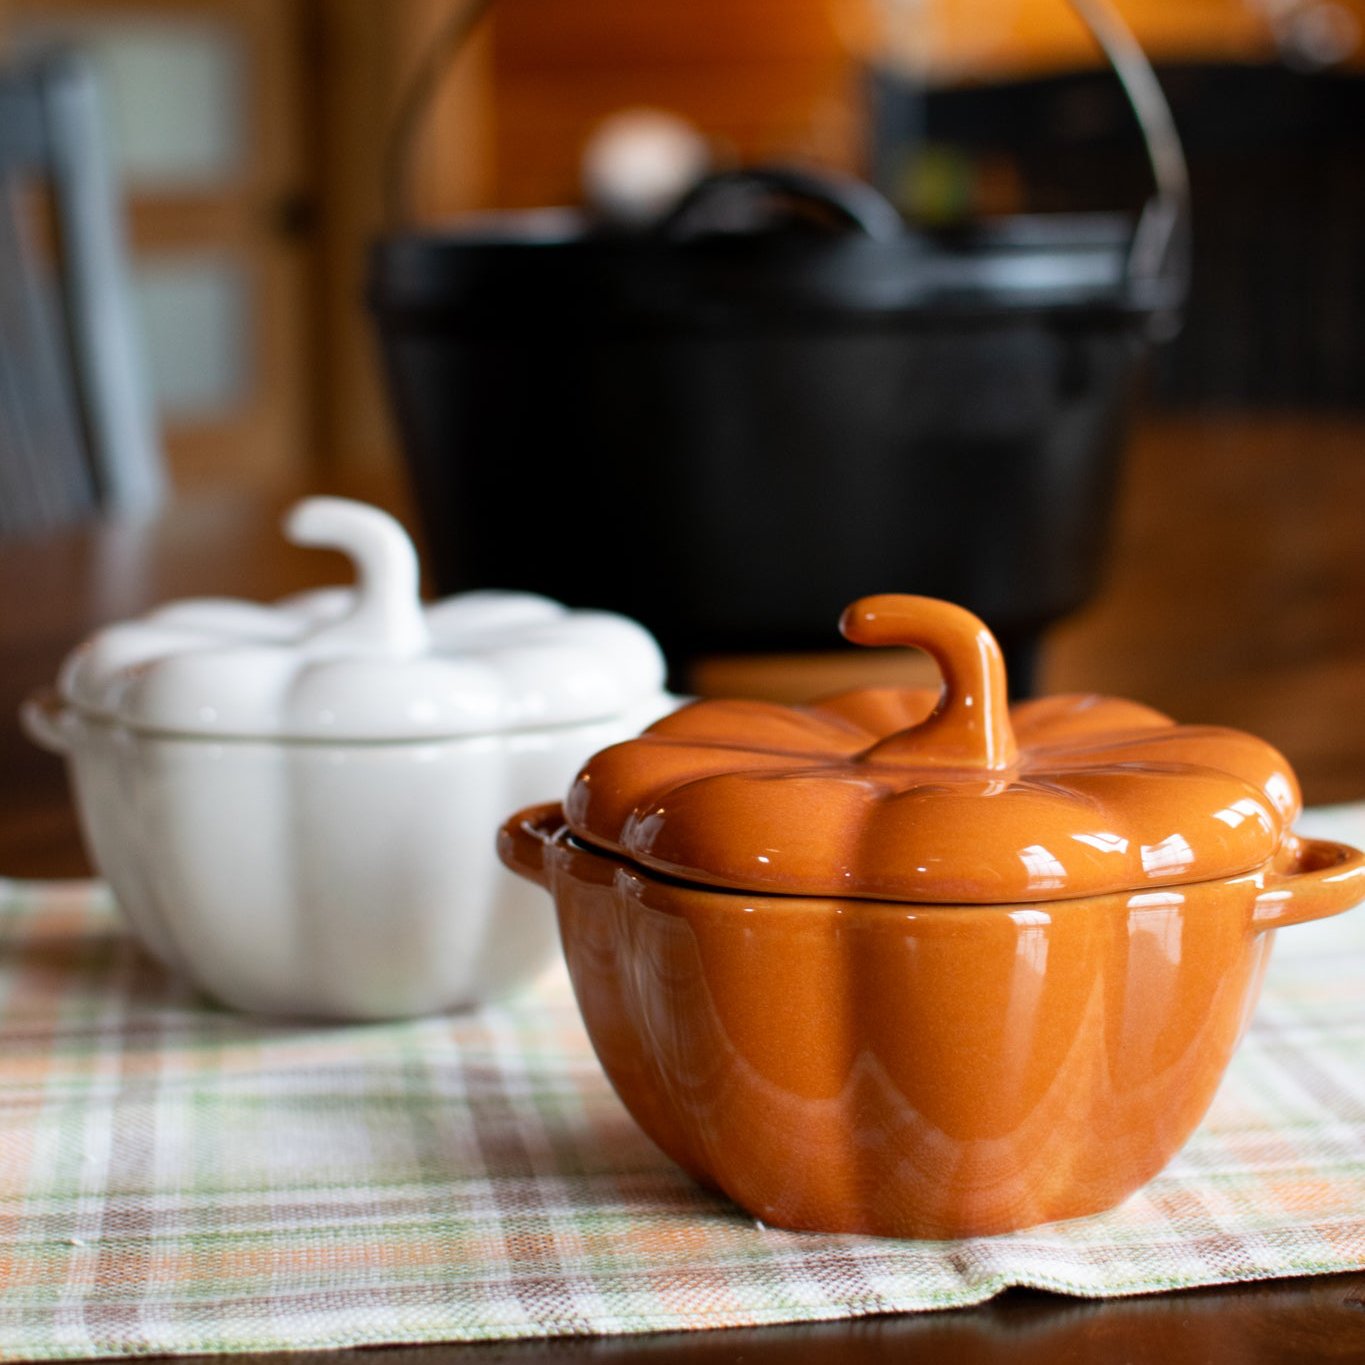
top-left (840, 595), bottom-right (1017, 771)
top-left (285, 497), bottom-right (430, 657)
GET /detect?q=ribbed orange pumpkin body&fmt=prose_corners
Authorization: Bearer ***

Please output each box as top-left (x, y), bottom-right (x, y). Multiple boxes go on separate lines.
top-left (500, 596), bottom-right (1365, 1238)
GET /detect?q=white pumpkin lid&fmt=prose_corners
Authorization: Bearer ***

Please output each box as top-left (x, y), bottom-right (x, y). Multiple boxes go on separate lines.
top-left (57, 498), bottom-right (668, 741)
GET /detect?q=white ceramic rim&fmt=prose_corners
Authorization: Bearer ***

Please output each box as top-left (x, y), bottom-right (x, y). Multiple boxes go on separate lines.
top-left (30, 688), bottom-right (654, 751)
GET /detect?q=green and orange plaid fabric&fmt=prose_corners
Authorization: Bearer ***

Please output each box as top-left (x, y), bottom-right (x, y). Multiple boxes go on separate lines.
top-left (2, 805), bottom-right (1364, 1360)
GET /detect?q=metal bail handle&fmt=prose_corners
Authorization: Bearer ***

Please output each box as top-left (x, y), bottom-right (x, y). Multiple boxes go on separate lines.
top-left (1065, 0), bottom-right (1191, 328)
top-left (384, 0), bottom-right (1189, 251)
top-left (841, 594), bottom-right (1018, 771)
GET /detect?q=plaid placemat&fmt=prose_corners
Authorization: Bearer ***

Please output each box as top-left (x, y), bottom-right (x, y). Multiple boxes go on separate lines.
top-left (2, 805), bottom-right (1364, 1360)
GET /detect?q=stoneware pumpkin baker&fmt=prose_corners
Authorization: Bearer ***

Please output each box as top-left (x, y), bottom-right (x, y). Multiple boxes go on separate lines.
top-left (23, 497), bottom-right (676, 1020)
top-left (500, 594), bottom-right (1365, 1239)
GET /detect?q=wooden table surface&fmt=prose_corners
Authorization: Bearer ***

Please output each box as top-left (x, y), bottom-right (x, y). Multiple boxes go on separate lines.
top-left (2, 412), bottom-right (1364, 1360)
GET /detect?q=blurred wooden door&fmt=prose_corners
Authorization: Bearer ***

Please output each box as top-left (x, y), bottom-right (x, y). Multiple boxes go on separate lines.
top-left (3, 0), bottom-right (317, 489)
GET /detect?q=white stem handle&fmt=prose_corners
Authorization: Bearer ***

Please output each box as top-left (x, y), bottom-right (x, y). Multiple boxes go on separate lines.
top-left (285, 498), bottom-right (430, 657)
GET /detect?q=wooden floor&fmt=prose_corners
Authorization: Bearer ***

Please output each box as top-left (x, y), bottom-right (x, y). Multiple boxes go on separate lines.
top-left (1, 410), bottom-right (1363, 879)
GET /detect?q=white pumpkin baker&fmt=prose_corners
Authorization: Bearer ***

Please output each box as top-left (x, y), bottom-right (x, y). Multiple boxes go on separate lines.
top-left (23, 497), bottom-right (675, 1020)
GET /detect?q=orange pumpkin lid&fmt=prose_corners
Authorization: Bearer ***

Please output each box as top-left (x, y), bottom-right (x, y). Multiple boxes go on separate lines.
top-left (564, 595), bottom-right (1302, 903)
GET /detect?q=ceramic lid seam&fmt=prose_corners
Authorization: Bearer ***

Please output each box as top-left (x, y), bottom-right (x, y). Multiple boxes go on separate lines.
top-left (55, 703), bottom-right (665, 747)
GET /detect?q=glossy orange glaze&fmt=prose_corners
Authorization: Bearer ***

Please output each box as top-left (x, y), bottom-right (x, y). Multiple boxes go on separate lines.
top-left (500, 805), bottom-right (1365, 1239)
top-left (567, 596), bottom-right (1302, 903)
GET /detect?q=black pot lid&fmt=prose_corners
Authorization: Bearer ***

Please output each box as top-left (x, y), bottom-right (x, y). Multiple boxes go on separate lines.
top-left (370, 167), bottom-right (1182, 325)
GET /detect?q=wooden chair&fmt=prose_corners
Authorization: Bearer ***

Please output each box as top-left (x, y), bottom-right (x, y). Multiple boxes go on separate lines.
top-left (0, 46), bottom-right (164, 537)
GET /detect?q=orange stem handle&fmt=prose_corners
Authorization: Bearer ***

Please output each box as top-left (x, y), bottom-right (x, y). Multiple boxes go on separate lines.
top-left (840, 595), bottom-right (1017, 771)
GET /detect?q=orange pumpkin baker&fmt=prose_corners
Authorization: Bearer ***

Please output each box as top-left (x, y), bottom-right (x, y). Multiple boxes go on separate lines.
top-left (501, 595), bottom-right (1365, 1238)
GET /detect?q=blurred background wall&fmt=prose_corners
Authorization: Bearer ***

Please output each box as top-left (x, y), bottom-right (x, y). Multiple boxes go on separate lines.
top-left (0, 0), bottom-right (1361, 492)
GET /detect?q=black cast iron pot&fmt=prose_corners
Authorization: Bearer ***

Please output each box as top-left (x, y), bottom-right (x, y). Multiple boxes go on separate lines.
top-left (371, 177), bottom-right (1182, 690)
top-left (368, 1), bottom-right (1187, 692)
